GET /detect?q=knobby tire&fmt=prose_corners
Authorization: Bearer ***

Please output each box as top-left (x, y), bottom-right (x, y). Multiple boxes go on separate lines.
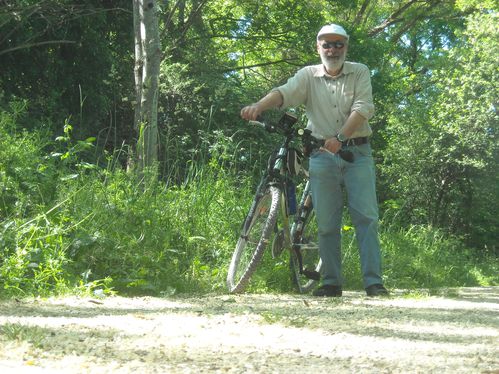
top-left (226, 186), bottom-right (281, 293)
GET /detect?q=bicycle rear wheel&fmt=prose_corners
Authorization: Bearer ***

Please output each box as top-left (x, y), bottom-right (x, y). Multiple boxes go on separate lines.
top-left (227, 185), bottom-right (281, 293)
top-left (290, 196), bottom-right (322, 293)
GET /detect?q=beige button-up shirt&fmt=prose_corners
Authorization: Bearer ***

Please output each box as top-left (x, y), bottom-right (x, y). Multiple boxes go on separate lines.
top-left (274, 62), bottom-right (375, 139)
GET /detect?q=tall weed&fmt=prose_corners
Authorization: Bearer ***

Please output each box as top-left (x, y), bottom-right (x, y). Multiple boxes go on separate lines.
top-left (1, 219), bottom-right (72, 296)
top-left (53, 154), bottom-right (254, 295)
top-left (1, 103), bottom-right (496, 297)
top-left (380, 224), bottom-right (498, 289)
top-left (0, 104), bottom-right (58, 219)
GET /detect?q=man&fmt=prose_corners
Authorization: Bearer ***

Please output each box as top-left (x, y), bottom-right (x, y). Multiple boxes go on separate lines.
top-left (240, 24), bottom-right (388, 297)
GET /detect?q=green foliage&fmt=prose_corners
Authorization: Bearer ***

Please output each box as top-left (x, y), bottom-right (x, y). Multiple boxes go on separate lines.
top-left (380, 224), bottom-right (498, 289)
top-left (0, 0), bottom-right (134, 140)
top-left (45, 162), bottom-right (251, 296)
top-left (379, 10), bottom-right (498, 250)
top-left (1, 112), bottom-right (497, 297)
top-left (1, 218), bottom-right (73, 296)
top-left (0, 323), bottom-right (46, 349)
top-left (0, 1), bottom-right (498, 298)
top-left (0, 108), bottom-right (257, 296)
top-left (0, 105), bottom-right (112, 297)
top-left (0, 102), bottom-right (58, 219)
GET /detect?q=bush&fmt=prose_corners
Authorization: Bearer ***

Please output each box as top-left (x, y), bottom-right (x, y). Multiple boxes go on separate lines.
top-left (0, 104), bottom-right (70, 296)
top-left (380, 224), bottom-right (498, 289)
top-left (1, 103), bottom-right (496, 298)
top-left (0, 102), bottom-right (58, 219)
top-left (29, 159), bottom-right (254, 296)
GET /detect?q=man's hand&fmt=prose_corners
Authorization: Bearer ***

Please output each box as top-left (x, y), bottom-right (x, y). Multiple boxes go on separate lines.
top-left (321, 137), bottom-right (342, 154)
top-left (240, 90), bottom-right (283, 121)
top-left (240, 104), bottom-right (262, 121)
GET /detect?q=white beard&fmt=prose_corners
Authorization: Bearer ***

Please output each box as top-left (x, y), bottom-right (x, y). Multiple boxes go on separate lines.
top-left (320, 53), bottom-right (345, 74)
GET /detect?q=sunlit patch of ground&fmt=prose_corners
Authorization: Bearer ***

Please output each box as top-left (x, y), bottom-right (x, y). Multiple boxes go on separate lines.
top-left (0, 287), bottom-right (498, 373)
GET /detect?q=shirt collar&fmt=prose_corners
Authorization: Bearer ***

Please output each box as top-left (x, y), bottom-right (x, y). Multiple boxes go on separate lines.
top-left (312, 62), bottom-right (353, 78)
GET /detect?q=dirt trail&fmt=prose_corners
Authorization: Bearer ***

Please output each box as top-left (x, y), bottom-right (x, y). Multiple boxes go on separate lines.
top-left (0, 287), bottom-right (498, 373)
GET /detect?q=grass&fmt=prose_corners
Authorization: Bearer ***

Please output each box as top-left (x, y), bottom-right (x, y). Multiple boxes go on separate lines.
top-left (2, 162), bottom-right (497, 298)
top-left (0, 106), bottom-right (497, 299)
top-left (0, 323), bottom-right (46, 349)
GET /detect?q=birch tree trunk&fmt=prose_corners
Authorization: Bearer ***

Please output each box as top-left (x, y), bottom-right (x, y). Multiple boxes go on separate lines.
top-left (132, 0), bottom-right (161, 171)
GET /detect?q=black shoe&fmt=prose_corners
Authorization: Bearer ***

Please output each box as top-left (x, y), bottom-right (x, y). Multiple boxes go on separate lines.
top-left (312, 285), bottom-right (342, 297)
top-left (365, 284), bottom-right (389, 297)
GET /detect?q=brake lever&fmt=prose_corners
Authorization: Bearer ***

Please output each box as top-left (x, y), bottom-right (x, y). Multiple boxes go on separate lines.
top-left (250, 115), bottom-right (276, 132)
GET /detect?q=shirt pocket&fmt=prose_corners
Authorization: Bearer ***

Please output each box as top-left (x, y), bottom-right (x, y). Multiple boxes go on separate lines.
top-left (342, 91), bottom-right (354, 108)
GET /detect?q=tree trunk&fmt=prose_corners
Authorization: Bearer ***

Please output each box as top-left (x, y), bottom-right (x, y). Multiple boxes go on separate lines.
top-left (132, 0), bottom-right (161, 171)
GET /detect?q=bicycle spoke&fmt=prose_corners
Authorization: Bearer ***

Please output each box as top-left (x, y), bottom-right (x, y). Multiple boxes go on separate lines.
top-left (227, 187), bottom-right (281, 293)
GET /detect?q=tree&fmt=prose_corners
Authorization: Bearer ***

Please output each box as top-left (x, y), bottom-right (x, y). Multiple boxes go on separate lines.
top-left (379, 9), bottom-right (498, 250)
top-left (0, 0), bottom-right (134, 144)
top-left (133, 0), bottom-right (161, 170)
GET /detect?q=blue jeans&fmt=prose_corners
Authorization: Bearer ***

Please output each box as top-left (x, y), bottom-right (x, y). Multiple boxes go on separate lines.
top-left (309, 143), bottom-right (383, 288)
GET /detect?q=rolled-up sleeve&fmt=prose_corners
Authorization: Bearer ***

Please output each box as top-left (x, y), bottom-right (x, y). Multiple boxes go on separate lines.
top-left (272, 68), bottom-right (309, 108)
top-left (352, 65), bottom-right (375, 120)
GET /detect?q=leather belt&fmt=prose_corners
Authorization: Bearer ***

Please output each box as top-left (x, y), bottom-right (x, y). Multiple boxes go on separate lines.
top-left (342, 137), bottom-right (369, 146)
top-left (317, 137), bottom-right (369, 147)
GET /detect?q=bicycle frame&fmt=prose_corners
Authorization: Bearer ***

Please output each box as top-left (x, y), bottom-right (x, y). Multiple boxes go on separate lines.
top-left (254, 116), bottom-right (305, 242)
top-left (227, 112), bottom-right (327, 293)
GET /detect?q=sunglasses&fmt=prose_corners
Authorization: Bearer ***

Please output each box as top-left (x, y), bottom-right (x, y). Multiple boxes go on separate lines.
top-left (320, 41), bottom-right (346, 49)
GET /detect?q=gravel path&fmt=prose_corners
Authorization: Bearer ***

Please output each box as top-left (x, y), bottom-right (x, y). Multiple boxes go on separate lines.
top-left (0, 287), bottom-right (498, 373)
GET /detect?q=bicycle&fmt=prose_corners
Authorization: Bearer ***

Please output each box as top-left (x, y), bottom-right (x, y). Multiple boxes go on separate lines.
top-left (226, 112), bottom-right (353, 294)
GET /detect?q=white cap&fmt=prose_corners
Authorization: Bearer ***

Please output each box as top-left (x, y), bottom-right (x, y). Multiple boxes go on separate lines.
top-left (317, 24), bottom-right (349, 40)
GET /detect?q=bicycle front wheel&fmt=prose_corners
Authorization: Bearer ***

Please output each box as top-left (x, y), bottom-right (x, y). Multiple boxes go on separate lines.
top-left (226, 185), bottom-right (281, 293)
top-left (290, 201), bottom-right (322, 293)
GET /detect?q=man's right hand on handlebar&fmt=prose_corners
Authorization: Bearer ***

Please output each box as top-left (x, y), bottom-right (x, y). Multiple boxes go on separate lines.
top-left (240, 104), bottom-right (263, 121)
top-left (241, 90), bottom-right (284, 121)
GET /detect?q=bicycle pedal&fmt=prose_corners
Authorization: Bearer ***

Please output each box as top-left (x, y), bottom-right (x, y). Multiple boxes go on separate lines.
top-left (271, 229), bottom-right (285, 258)
top-left (302, 269), bottom-right (321, 281)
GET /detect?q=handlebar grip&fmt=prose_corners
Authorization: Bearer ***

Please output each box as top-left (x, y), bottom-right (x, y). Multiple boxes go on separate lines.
top-left (249, 116), bottom-right (276, 132)
top-left (248, 119), bottom-right (266, 128)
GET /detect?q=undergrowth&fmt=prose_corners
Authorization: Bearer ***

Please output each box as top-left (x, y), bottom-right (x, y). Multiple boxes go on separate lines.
top-left (0, 106), bottom-right (497, 298)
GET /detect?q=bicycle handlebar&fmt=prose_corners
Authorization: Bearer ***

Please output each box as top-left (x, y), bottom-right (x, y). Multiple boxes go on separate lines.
top-left (248, 118), bottom-right (270, 131)
top-left (249, 113), bottom-right (354, 163)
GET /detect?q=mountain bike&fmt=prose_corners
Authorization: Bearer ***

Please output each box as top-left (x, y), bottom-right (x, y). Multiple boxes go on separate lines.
top-left (226, 112), bottom-right (354, 294)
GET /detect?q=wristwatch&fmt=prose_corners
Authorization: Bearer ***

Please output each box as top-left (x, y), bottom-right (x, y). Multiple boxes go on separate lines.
top-left (335, 132), bottom-right (348, 142)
